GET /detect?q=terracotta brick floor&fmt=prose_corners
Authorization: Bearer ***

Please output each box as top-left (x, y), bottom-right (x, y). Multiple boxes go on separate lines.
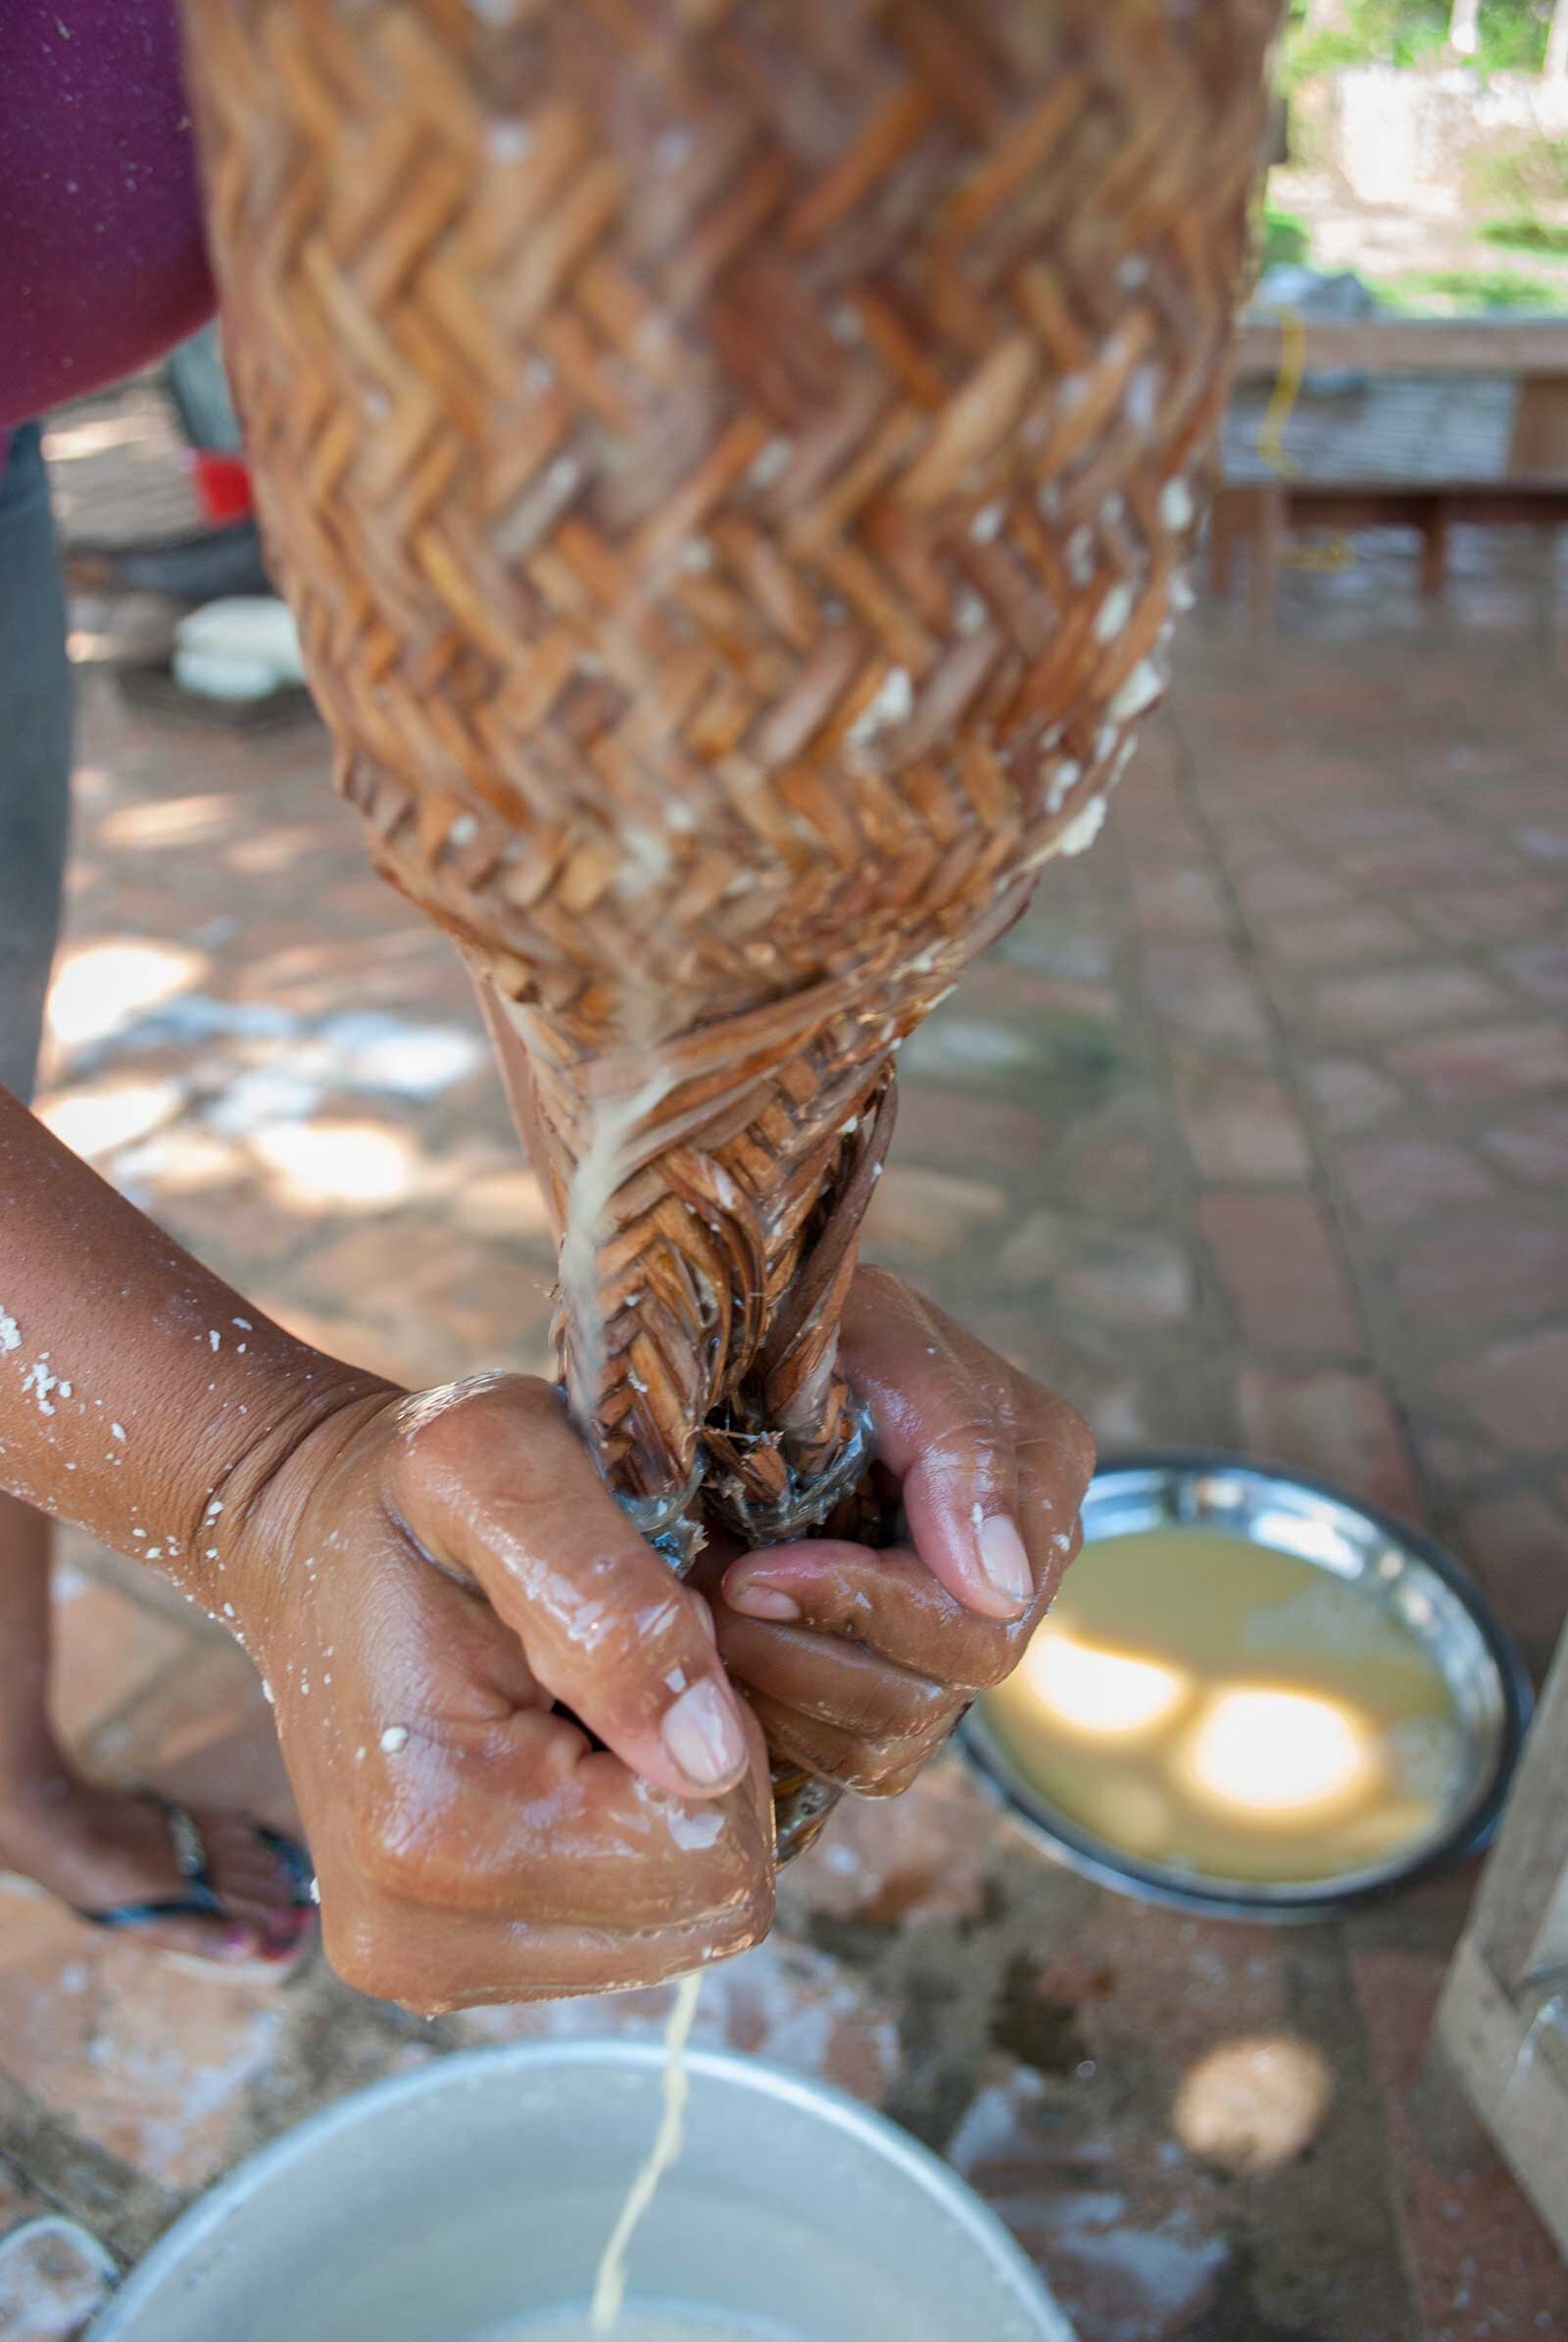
top-left (4, 462), bottom-right (1567, 2336)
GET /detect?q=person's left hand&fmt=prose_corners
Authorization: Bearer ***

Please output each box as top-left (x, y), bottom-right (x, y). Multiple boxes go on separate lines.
top-left (696, 1267), bottom-right (1096, 1798)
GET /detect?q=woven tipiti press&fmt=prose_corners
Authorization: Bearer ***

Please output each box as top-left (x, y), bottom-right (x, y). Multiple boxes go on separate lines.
top-left (180, 0), bottom-right (1279, 1855)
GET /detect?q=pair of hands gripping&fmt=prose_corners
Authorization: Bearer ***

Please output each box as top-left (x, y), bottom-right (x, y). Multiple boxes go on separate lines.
top-left (235, 1267), bottom-right (1094, 2011)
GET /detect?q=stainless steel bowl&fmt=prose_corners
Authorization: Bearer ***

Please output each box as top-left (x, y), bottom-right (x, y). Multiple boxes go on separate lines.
top-left (88, 2038), bottom-right (1073, 2342)
top-left (961, 1451), bottom-right (1532, 1922)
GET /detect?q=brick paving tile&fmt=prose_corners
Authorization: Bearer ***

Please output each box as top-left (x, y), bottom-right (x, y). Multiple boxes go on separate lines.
top-left (1409, 1420), bottom-right (1510, 1505)
top-left (1237, 1366), bottom-right (1426, 1525)
top-left (1500, 939), bottom-right (1568, 1007)
top-left (49, 1546), bottom-right (196, 1748)
top-left (1171, 1058), bottom-right (1314, 1181)
top-left (1232, 861), bottom-right (1352, 916)
top-left (1262, 904), bottom-right (1425, 972)
top-left (0, 1886), bottom-right (286, 2194)
top-left (892, 1087), bottom-right (1054, 1179)
top-left (0, 2158), bottom-right (51, 2240)
top-left (996, 1206), bottom-right (1091, 1287)
top-left (1056, 1228), bottom-right (1194, 1327)
top-left (1386, 1022), bottom-right (1568, 1107)
top-left (1436, 1330), bottom-right (1568, 1459)
top-left (1349, 1949), bottom-right (1568, 2342)
top-left (1200, 1191), bottom-right (1361, 1359)
top-left (863, 1165), bottom-right (1009, 1262)
top-left (1126, 862), bottom-right (1233, 940)
top-left (1338, 839), bottom-right (1518, 893)
top-left (1402, 880), bottom-right (1568, 945)
top-left (1395, 1215), bottom-right (1568, 1336)
top-left (1051, 1106), bottom-right (1166, 1222)
top-left (1515, 822), bottom-right (1568, 864)
top-left (781, 1750), bottom-right (995, 1927)
top-left (78, 1639), bottom-right (268, 1781)
top-left (1337, 1136), bottom-right (1498, 1231)
top-left (447, 1166), bottom-right (555, 1240)
top-left (1457, 1490), bottom-right (1568, 1661)
top-left (1307, 1054), bottom-right (1409, 1133)
top-left (1308, 966), bottom-right (1513, 1042)
top-left (1140, 942), bottom-right (1272, 1052)
top-left (1480, 1104), bottom-right (1568, 1185)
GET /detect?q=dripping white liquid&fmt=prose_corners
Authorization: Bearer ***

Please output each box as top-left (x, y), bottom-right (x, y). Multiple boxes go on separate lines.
top-left (590, 1971), bottom-right (705, 2334)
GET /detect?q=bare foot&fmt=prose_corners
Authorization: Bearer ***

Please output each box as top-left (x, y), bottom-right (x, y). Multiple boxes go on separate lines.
top-left (0, 1769), bottom-right (313, 1967)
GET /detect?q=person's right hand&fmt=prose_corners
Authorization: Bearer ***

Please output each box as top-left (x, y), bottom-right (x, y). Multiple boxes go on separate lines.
top-left (226, 1373), bottom-right (773, 2013)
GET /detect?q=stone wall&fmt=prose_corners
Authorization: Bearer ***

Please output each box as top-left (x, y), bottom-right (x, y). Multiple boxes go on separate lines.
top-left (1299, 65), bottom-right (1568, 212)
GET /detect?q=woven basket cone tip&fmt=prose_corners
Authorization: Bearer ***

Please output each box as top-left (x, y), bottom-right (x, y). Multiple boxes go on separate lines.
top-left (180, 0), bottom-right (1278, 1851)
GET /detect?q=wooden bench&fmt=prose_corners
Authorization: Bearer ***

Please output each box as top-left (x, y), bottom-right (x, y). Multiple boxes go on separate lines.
top-left (1213, 317), bottom-right (1568, 614)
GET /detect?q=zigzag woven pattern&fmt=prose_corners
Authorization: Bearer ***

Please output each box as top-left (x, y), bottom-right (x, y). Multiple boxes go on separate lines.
top-left (181, 0), bottom-right (1277, 1849)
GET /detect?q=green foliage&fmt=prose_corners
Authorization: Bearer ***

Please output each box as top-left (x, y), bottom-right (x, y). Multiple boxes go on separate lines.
top-left (1281, 0), bottom-right (1552, 81)
top-left (1281, 25), bottom-right (1374, 86)
top-left (1373, 265), bottom-right (1565, 311)
top-left (1480, 215), bottom-right (1568, 254)
top-left (1473, 0), bottom-right (1553, 71)
top-left (1469, 135), bottom-right (1568, 211)
top-left (1261, 207), bottom-right (1314, 268)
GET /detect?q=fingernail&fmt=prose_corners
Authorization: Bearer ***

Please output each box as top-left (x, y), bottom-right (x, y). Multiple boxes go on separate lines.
top-left (726, 1584), bottom-right (802, 1623)
top-left (662, 1675), bottom-right (749, 1788)
top-left (976, 1515), bottom-right (1033, 1611)
top-left (219, 1924), bottom-right (262, 1963)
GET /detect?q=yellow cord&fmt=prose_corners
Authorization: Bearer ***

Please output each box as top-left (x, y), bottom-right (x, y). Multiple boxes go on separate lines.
top-left (1255, 305), bottom-right (1354, 573)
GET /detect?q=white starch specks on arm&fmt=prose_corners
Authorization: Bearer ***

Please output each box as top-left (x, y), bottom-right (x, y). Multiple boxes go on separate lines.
top-left (379, 1724), bottom-right (409, 1753)
top-left (0, 1311), bottom-right (21, 1354)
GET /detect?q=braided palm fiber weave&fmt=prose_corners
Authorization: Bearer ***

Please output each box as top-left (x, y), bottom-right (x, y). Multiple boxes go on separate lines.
top-left (180, 0), bottom-right (1277, 1848)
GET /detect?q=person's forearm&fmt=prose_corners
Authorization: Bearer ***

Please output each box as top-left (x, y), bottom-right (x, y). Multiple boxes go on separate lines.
top-left (0, 1086), bottom-right (391, 1608)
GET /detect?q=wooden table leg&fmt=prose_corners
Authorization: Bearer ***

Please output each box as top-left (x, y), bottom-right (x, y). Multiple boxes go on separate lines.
top-left (1250, 482), bottom-right (1285, 623)
top-left (1507, 376), bottom-right (1568, 478)
top-left (1209, 488), bottom-right (1241, 600)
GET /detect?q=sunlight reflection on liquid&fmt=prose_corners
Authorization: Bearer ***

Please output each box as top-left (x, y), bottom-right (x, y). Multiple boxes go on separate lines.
top-left (1023, 1627), bottom-right (1190, 1740)
top-left (1180, 1688), bottom-right (1373, 1818)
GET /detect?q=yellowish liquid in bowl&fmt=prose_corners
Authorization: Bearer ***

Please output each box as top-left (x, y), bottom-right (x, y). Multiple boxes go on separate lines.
top-left (981, 1527), bottom-right (1467, 1884)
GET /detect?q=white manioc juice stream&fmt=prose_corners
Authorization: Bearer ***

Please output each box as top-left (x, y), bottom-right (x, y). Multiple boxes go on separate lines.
top-left (588, 1972), bottom-right (705, 2334)
top-left (475, 1972), bottom-right (808, 2342)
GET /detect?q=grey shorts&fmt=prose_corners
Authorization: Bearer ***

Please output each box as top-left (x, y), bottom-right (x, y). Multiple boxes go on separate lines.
top-left (0, 422), bottom-right (73, 1105)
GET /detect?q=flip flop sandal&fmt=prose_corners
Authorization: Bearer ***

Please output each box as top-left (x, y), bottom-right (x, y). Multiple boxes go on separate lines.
top-left (4, 1793), bottom-right (317, 1984)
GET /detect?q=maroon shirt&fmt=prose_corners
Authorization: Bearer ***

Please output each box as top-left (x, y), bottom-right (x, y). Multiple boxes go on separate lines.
top-left (0, 0), bottom-right (213, 441)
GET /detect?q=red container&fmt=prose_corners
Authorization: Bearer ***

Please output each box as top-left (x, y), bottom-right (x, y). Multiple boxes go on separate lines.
top-left (190, 451), bottom-right (253, 525)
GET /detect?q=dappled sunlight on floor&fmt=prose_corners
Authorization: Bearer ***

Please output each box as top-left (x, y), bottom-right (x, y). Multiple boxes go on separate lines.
top-left (45, 939), bottom-right (208, 1049)
top-left (246, 1116), bottom-right (422, 1210)
top-left (1170, 2035), bottom-right (1334, 2177)
top-left (34, 1075), bottom-right (188, 1160)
